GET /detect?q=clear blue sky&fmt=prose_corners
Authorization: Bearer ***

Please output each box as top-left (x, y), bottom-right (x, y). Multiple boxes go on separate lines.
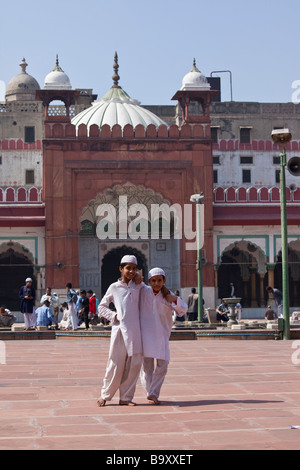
top-left (1, 0), bottom-right (300, 105)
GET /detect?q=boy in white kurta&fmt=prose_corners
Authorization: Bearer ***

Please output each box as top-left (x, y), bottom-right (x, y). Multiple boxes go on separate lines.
top-left (97, 255), bottom-right (144, 407)
top-left (140, 268), bottom-right (188, 404)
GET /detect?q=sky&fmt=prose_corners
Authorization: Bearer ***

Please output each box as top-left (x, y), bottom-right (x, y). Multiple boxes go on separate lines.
top-left (1, 0), bottom-right (300, 105)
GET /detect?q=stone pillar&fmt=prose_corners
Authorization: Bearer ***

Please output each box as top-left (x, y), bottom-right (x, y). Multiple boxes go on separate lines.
top-left (242, 277), bottom-right (250, 307)
top-left (214, 264), bottom-right (220, 289)
top-left (259, 273), bottom-right (266, 307)
top-left (250, 267), bottom-right (258, 307)
top-left (267, 264), bottom-right (275, 287)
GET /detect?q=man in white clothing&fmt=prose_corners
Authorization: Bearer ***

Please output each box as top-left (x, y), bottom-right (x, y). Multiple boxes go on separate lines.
top-left (40, 287), bottom-right (59, 321)
top-left (140, 268), bottom-right (188, 405)
top-left (97, 255), bottom-right (144, 407)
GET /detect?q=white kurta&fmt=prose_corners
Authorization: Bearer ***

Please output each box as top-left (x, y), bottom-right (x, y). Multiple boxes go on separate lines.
top-left (140, 286), bottom-right (188, 362)
top-left (98, 279), bottom-right (143, 357)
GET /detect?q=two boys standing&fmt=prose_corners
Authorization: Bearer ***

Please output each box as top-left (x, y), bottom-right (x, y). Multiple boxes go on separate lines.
top-left (97, 255), bottom-right (187, 407)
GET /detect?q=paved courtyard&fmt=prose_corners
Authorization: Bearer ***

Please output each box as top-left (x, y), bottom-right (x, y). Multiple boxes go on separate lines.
top-left (1, 338), bottom-right (300, 451)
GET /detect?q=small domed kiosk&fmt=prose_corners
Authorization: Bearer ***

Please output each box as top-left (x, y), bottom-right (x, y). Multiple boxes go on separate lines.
top-left (5, 58), bottom-right (40, 102)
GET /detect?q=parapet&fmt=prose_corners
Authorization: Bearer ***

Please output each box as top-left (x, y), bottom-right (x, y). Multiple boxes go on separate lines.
top-left (44, 122), bottom-right (211, 140)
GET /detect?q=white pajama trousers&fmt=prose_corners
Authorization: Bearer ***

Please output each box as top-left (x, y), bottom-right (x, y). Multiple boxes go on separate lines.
top-left (66, 302), bottom-right (78, 330)
top-left (101, 330), bottom-right (142, 402)
top-left (24, 313), bottom-right (36, 329)
top-left (140, 357), bottom-right (169, 399)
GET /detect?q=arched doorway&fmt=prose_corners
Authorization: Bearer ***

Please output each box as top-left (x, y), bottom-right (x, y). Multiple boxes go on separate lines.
top-left (217, 253), bottom-right (244, 300)
top-left (218, 240), bottom-right (267, 308)
top-left (101, 245), bottom-right (148, 295)
top-left (275, 242), bottom-right (300, 307)
top-left (0, 243), bottom-right (36, 310)
top-left (79, 182), bottom-right (181, 298)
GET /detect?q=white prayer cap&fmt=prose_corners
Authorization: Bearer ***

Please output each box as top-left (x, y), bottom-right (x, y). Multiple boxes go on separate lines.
top-left (25, 277), bottom-right (33, 282)
top-left (120, 255), bottom-right (138, 265)
top-left (148, 267), bottom-right (166, 280)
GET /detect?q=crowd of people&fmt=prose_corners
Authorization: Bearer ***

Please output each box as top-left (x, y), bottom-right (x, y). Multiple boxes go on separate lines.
top-left (0, 275), bottom-right (285, 331)
top-left (16, 278), bottom-right (105, 331)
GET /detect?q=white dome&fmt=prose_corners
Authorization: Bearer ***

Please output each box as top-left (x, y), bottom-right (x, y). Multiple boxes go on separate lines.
top-left (5, 58), bottom-right (40, 102)
top-left (44, 56), bottom-right (72, 90)
top-left (181, 59), bottom-right (210, 91)
top-left (72, 86), bottom-right (167, 130)
top-left (72, 53), bottom-right (167, 130)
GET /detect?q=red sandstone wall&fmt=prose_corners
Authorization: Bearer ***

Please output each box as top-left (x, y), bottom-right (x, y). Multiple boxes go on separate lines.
top-left (43, 122), bottom-right (214, 289)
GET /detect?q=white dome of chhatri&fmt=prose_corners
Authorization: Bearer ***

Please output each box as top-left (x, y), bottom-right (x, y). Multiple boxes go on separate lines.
top-left (72, 53), bottom-right (168, 131)
top-left (181, 59), bottom-right (211, 91)
top-left (44, 55), bottom-right (72, 90)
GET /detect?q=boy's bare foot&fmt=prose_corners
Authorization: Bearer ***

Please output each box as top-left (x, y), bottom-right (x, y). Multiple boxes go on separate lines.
top-left (147, 395), bottom-right (161, 405)
top-left (119, 400), bottom-right (136, 406)
top-left (97, 397), bottom-right (106, 407)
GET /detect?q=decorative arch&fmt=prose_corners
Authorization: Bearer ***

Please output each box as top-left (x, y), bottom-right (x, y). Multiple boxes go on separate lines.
top-left (218, 239), bottom-right (268, 308)
top-left (79, 182), bottom-right (178, 240)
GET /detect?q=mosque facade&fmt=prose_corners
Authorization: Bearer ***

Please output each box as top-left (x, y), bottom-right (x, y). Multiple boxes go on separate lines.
top-left (0, 55), bottom-right (300, 313)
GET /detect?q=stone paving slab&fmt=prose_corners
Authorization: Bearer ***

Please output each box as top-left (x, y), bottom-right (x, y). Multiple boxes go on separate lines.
top-left (1, 339), bottom-right (300, 451)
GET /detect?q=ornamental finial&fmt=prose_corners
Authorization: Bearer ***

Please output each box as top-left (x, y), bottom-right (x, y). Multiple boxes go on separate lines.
top-left (20, 58), bottom-right (28, 73)
top-left (112, 51), bottom-right (120, 88)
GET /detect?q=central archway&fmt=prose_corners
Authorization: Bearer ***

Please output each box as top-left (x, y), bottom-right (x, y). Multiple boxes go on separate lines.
top-left (101, 245), bottom-right (148, 295)
top-left (79, 182), bottom-right (181, 298)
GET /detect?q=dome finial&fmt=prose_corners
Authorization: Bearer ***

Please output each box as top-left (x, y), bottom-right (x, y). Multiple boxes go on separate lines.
top-left (191, 58), bottom-right (200, 73)
top-left (19, 58), bottom-right (28, 74)
top-left (112, 51), bottom-right (120, 88)
top-left (52, 54), bottom-right (64, 73)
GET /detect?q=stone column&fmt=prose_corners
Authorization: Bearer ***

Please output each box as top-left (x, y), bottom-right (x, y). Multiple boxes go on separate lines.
top-left (250, 267), bottom-right (258, 307)
top-left (267, 264), bottom-right (275, 287)
top-left (242, 277), bottom-right (250, 307)
top-left (259, 273), bottom-right (266, 307)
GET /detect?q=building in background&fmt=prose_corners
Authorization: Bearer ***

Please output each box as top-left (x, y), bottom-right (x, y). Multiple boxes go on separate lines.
top-left (0, 56), bottom-right (299, 313)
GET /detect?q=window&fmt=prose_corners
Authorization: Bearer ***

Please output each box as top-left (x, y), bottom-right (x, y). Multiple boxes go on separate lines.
top-left (273, 156), bottom-right (280, 164)
top-left (25, 170), bottom-right (35, 185)
top-left (240, 156), bottom-right (253, 164)
top-left (0, 156), bottom-right (2, 165)
top-left (240, 128), bottom-right (251, 144)
top-left (275, 169), bottom-right (280, 184)
top-left (213, 169), bottom-right (218, 183)
top-left (25, 126), bottom-right (35, 143)
top-left (213, 156), bottom-right (220, 165)
top-left (211, 127), bottom-right (219, 143)
top-left (242, 169), bottom-right (251, 183)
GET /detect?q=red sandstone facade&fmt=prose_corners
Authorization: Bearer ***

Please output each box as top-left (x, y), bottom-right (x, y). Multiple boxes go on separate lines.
top-left (42, 118), bottom-right (215, 292)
